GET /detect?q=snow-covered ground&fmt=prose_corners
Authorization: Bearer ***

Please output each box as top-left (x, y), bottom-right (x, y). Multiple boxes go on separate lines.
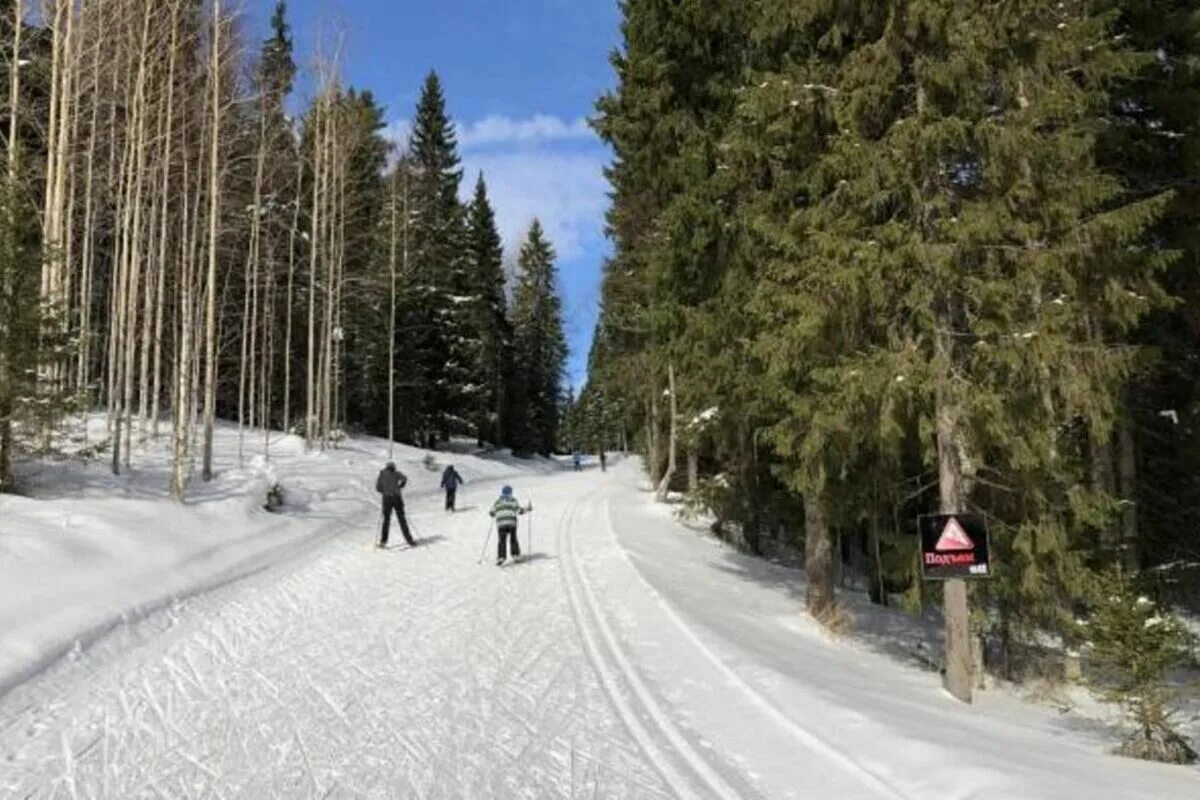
top-left (1, 426), bottom-right (1198, 798)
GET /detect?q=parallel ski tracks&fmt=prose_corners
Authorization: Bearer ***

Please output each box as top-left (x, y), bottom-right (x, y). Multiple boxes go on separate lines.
top-left (560, 486), bottom-right (914, 800)
top-left (557, 493), bottom-right (748, 800)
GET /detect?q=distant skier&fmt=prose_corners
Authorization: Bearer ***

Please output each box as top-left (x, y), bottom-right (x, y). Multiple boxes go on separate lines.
top-left (573, 452), bottom-right (582, 472)
top-left (489, 485), bottom-right (531, 565)
top-left (441, 464), bottom-right (465, 512)
top-left (375, 461), bottom-right (416, 549)
top-left (599, 450), bottom-right (607, 472)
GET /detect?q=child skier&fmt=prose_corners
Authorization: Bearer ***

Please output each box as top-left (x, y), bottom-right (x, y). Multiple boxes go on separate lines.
top-left (441, 464), bottom-right (465, 512)
top-left (489, 485), bottom-right (531, 565)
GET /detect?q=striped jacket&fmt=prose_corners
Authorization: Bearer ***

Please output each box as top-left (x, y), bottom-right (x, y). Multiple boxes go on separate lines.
top-left (490, 496), bottom-right (525, 527)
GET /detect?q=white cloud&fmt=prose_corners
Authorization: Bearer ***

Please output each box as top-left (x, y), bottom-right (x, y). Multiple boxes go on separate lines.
top-left (456, 114), bottom-right (594, 149)
top-left (385, 119), bottom-right (412, 146)
top-left (385, 114), bottom-right (595, 151)
top-left (461, 150), bottom-right (608, 263)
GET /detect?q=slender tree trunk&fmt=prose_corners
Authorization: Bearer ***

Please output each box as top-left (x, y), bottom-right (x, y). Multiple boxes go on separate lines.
top-left (75, 4), bottom-right (102, 403)
top-left (387, 167), bottom-right (397, 457)
top-left (687, 443), bottom-right (698, 493)
top-left (0, 0), bottom-right (23, 489)
top-left (648, 392), bottom-right (662, 487)
top-left (655, 362), bottom-right (677, 500)
top-left (305, 92), bottom-right (323, 448)
top-left (282, 153), bottom-right (301, 436)
top-left (201, 1), bottom-right (221, 481)
top-left (151, 4), bottom-right (179, 439)
top-left (1118, 402), bottom-right (1139, 571)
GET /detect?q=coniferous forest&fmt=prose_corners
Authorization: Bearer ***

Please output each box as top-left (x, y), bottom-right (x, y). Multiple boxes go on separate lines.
top-left (569, 0), bottom-right (1200, 725)
top-left (0, 0), bottom-right (570, 501)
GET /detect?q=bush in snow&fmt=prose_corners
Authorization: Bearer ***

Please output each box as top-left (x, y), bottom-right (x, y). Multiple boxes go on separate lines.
top-left (422, 453), bottom-right (439, 472)
top-left (1084, 567), bottom-right (1196, 763)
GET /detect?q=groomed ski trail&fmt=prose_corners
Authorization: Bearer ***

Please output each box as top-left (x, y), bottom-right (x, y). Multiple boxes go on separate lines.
top-left (0, 474), bottom-right (674, 799)
top-left (3, 458), bottom-right (1199, 799)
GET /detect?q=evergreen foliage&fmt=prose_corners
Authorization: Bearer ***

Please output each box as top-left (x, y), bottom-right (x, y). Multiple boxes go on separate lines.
top-left (587, 0), bottom-right (1200, 718)
top-left (510, 220), bottom-right (568, 456)
top-left (1085, 567), bottom-right (1196, 763)
top-left (394, 72), bottom-right (476, 445)
top-left (465, 173), bottom-right (509, 445)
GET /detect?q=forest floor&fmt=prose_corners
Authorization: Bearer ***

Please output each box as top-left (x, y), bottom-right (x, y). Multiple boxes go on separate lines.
top-left (1, 423), bottom-right (1198, 799)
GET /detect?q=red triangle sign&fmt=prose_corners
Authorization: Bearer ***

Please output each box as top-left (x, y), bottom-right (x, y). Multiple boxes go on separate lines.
top-left (935, 517), bottom-right (975, 552)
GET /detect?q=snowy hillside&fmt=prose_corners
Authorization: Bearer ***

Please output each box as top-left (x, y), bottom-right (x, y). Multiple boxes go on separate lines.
top-left (1, 427), bottom-right (1198, 798)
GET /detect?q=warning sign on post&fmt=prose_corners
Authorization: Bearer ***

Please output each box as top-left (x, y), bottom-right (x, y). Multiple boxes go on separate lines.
top-left (919, 514), bottom-right (991, 580)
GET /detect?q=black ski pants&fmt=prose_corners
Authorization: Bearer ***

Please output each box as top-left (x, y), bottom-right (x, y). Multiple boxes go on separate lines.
top-left (380, 495), bottom-right (414, 547)
top-left (497, 524), bottom-right (521, 561)
top-left (445, 488), bottom-right (457, 511)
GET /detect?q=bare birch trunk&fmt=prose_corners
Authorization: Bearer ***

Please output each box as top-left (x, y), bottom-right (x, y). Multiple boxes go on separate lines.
top-left (283, 153), bottom-right (301, 436)
top-left (387, 165), bottom-right (397, 457)
top-left (201, 0), bottom-right (221, 482)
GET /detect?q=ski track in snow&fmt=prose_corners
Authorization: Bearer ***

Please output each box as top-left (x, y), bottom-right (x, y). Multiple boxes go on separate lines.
top-left (0, 478), bottom-right (673, 799)
top-left (3, 453), bottom-right (1200, 799)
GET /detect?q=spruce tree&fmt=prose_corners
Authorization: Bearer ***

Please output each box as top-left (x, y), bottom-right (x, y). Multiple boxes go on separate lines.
top-left (753, 0), bottom-right (1173, 699)
top-left (510, 220), bottom-right (567, 456)
top-left (397, 71), bottom-right (474, 445)
top-left (465, 173), bottom-right (509, 445)
top-left (1101, 0), bottom-right (1200, 580)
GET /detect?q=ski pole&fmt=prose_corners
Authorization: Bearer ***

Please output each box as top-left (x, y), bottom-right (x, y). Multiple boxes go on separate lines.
top-left (477, 519), bottom-right (494, 565)
top-left (527, 500), bottom-right (534, 555)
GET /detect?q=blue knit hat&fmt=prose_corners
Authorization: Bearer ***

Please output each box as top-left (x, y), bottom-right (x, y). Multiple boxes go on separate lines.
top-left (501, 485), bottom-right (513, 497)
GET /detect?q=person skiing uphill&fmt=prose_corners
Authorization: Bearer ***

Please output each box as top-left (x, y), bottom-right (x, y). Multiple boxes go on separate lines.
top-left (441, 464), bottom-right (465, 512)
top-left (489, 485), bottom-right (530, 566)
top-left (375, 462), bottom-right (416, 549)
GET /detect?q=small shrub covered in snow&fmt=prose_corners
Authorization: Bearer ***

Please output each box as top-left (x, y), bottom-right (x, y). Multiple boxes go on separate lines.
top-left (1084, 567), bottom-right (1197, 764)
top-left (422, 453), bottom-right (439, 471)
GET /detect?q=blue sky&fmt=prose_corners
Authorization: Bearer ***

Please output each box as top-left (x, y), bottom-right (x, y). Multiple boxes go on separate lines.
top-left (245, 0), bottom-right (621, 390)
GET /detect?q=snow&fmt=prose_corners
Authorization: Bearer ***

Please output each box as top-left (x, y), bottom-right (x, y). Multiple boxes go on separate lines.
top-left (1, 434), bottom-right (1198, 798)
top-left (0, 418), bottom-right (548, 699)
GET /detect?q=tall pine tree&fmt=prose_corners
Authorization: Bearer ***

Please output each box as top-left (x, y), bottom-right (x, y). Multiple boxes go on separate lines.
top-left (510, 220), bottom-right (567, 456)
top-left (397, 72), bottom-right (474, 445)
top-left (465, 173), bottom-right (510, 446)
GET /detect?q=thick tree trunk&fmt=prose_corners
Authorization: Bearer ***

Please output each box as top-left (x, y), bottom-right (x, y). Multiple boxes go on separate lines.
top-left (805, 490), bottom-right (835, 621)
top-left (936, 327), bottom-right (974, 703)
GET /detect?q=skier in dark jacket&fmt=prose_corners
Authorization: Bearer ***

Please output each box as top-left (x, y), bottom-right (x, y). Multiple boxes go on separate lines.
top-left (440, 465), bottom-right (465, 512)
top-left (489, 485), bottom-right (530, 565)
top-left (375, 462), bottom-right (416, 548)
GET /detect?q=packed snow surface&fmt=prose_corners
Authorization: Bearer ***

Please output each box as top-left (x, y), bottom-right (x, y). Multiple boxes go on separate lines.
top-left (1, 425), bottom-right (1198, 798)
